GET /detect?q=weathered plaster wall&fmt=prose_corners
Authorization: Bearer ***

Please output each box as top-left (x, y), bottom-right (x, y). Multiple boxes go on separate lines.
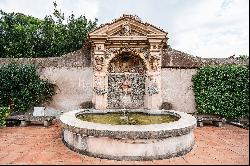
top-left (161, 68), bottom-right (197, 113)
top-left (0, 45), bottom-right (248, 116)
top-left (39, 67), bottom-right (93, 116)
top-left (0, 46), bottom-right (93, 117)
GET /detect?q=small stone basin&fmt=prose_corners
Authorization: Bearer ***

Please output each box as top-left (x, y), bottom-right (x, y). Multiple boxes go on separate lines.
top-left (60, 109), bottom-right (197, 160)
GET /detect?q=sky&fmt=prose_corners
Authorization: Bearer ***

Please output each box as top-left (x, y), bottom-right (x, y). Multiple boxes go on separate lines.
top-left (0, 0), bottom-right (249, 58)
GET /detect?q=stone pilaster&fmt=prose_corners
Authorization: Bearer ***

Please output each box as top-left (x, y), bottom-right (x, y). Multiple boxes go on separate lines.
top-left (144, 42), bottom-right (162, 109)
top-left (92, 43), bottom-right (108, 110)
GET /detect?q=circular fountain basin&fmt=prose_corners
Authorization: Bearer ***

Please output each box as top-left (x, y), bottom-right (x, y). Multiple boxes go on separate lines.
top-left (60, 109), bottom-right (197, 161)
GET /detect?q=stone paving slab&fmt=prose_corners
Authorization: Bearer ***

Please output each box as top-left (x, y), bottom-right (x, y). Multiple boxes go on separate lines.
top-left (0, 122), bottom-right (248, 165)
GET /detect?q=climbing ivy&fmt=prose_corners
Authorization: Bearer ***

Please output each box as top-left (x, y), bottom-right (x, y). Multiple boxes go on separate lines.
top-left (192, 65), bottom-right (249, 119)
top-left (0, 63), bottom-right (55, 114)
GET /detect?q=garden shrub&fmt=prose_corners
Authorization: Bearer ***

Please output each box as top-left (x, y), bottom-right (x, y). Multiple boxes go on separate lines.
top-left (80, 101), bottom-right (93, 109)
top-left (0, 107), bottom-right (10, 126)
top-left (192, 65), bottom-right (249, 119)
top-left (0, 63), bottom-right (55, 114)
top-left (160, 102), bottom-right (173, 110)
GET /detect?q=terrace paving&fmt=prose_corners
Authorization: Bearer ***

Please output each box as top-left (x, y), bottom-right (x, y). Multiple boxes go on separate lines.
top-left (0, 122), bottom-right (248, 165)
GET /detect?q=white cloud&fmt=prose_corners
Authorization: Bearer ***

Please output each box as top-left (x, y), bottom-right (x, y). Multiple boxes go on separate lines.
top-left (56, 0), bottom-right (99, 20)
top-left (0, 0), bottom-right (99, 20)
top-left (172, 0), bottom-right (249, 57)
top-left (0, 0), bottom-right (248, 58)
top-left (0, 0), bottom-right (53, 18)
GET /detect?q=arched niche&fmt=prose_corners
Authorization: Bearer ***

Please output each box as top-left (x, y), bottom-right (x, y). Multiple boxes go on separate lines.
top-left (107, 52), bottom-right (147, 109)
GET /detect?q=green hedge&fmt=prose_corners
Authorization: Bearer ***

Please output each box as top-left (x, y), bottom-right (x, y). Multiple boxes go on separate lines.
top-left (0, 63), bottom-right (55, 113)
top-left (0, 107), bottom-right (10, 126)
top-left (192, 65), bottom-right (249, 119)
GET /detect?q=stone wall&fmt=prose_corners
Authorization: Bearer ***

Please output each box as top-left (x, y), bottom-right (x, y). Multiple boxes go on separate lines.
top-left (39, 67), bottom-right (93, 117)
top-left (162, 47), bottom-right (202, 68)
top-left (161, 68), bottom-right (197, 113)
top-left (162, 47), bottom-right (248, 68)
top-left (0, 44), bottom-right (92, 68)
top-left (0, 45), bottom-right (93, 117)
top-left (0, 45), bottom-right (248, 116)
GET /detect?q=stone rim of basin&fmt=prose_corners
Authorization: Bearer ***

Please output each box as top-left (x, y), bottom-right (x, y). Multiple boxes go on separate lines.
top-left (60, 109), bottom-right (197, 139)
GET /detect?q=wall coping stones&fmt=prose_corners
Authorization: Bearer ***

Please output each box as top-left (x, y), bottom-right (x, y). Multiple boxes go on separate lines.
top-left (161, 47), bottom-right (249, 68)
top-left (0, 47), bottom-right (92, 68)
top-left (0, 46), bottom-right (248, 69)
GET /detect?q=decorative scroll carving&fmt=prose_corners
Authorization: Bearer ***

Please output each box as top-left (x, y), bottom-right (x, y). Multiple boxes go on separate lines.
top-left (105, 47), bottom-right (149, 60)
top-left (89, 14), bottom-right (165, 109)
top-left (112, 27), bottom-right (146, 36)
top-left (107, 22), bottom-right (146, 36)
top-left (108, 54), bottom-right (145, 73)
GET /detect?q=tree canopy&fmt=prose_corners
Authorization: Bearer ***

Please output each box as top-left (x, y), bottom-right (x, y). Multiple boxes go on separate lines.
top-left (0, 1), bottom-right (97, 58)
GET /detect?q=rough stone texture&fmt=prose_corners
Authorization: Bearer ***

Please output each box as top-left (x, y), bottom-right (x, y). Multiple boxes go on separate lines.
top-left (89, 15), bottom-right (165, 110)
top-left (0, 46), bottom-right (91, 68)
top-left (60, 109), bottom-right (196, 139)
top-left (162, 47), bottom-right (249, 68)
top-left (0, 122), bottom-right (248, 165)
top-left (162, 47), bottom-right (202, 68)
top-left (107, 73), bottom-right (145, 109)
top-left (38, 67), bottom-right (93, 116)
top-left (202, 56), bottom-right (249, 66)
top-left (0, 46), bottom-right (247, 69)
top-left (161, 68), bottom-right (197, 113)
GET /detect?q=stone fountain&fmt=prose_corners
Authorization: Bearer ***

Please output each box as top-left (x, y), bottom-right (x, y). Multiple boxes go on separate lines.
top-left (60, 14), bottom-right (197, 160)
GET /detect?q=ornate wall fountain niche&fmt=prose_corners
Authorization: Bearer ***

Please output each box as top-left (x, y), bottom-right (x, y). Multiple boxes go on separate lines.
top-left (89, 14), bottom-right (168, 110)
top-left (107, 53), bottom-right (146, 109)
top-left (60, 15), bottom-right (197, 161)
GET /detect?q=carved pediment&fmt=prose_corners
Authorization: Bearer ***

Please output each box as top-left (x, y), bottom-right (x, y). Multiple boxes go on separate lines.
top-left (88, 14), bottom-right (167, 39)
top-left (110, 26), bottom-right (146, 36)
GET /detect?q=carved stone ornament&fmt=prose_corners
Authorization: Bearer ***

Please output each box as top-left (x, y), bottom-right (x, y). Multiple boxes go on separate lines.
top-left (149, 56), bottom-right (160, 71)
top-left (105, 47), bottom-right (149, 59)
top-left (94, 56), bottom-right (104, 71)
top-left (121, 23), bottom-right (131, 36)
